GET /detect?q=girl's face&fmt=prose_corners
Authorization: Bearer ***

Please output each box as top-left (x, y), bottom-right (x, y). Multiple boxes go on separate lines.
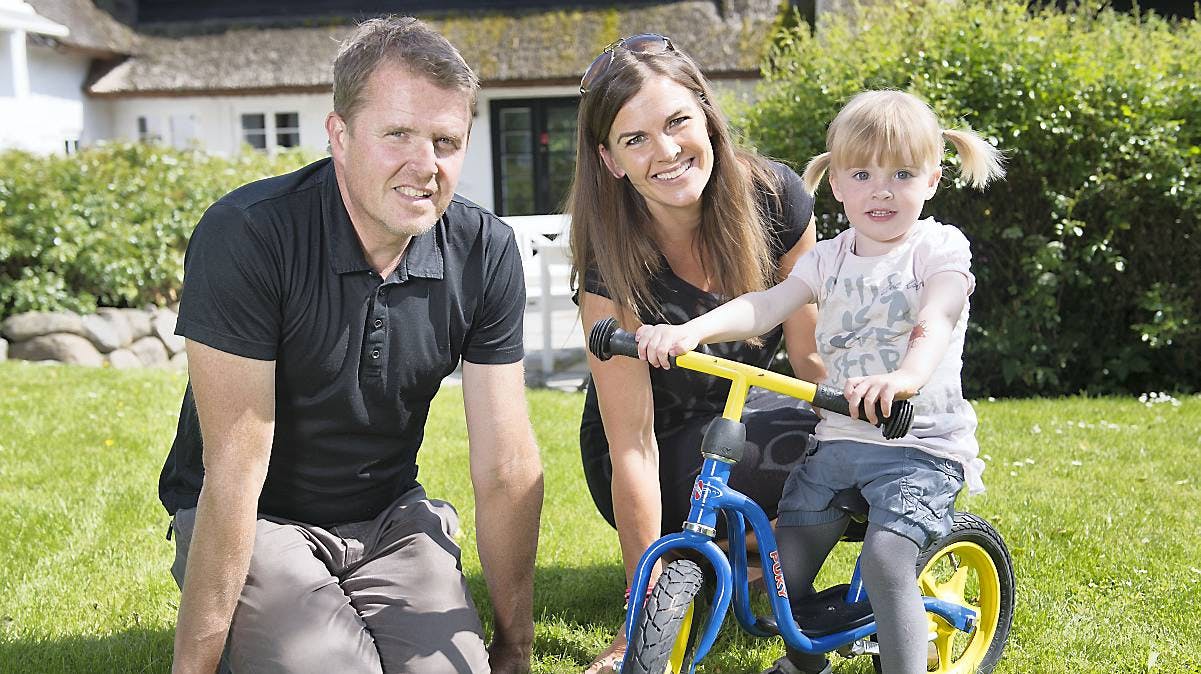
top-left (598, 75), bottom-right (714, 228)
top-left (830, 159), bottom-right (941, 256)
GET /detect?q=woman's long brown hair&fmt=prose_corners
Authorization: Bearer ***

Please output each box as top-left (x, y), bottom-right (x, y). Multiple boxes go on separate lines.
top-left (567, 45), bottom-right (780, 326)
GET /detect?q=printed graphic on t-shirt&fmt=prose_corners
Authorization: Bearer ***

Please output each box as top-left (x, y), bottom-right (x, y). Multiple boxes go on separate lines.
top-left (818, 269), bottom-right (923, 383)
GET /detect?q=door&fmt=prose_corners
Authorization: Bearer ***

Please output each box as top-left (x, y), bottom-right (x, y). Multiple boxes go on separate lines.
top-left (490, 97), bottom-right (578, 216)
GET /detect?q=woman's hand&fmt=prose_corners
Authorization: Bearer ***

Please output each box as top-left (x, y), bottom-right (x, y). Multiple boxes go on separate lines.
top-left (843, 371), bottom-right (922, 425)
top-left (635, 323), bottom-right (700, 369)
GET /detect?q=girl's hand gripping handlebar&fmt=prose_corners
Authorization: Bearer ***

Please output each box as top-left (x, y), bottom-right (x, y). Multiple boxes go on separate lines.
top-left (588, 317), bottom-right (914, 440)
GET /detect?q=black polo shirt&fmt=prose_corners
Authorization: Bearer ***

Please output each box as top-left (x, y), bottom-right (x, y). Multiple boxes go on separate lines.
top-left (158, 158), bottom-right (525, 526)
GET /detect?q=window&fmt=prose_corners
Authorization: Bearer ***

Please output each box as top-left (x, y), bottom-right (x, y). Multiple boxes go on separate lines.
top-left (275, 112), bottom-right (300, 148)
top-left (240, 111), bottom-right (301, 153)
top-left (63, 139), bottom-right (79, 155)
top-left (241, 113), bottom-right (267, 151)
top-left (137, 115), bottom-right (162, 143)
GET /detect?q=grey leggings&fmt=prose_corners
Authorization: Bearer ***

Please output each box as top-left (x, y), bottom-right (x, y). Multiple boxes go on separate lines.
top-left (777, 517), bottom-right (928, 674)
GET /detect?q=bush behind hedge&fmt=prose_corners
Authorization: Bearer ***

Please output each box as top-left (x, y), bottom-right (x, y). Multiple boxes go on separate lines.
top-left (0, 143), bottom-right (319, 317)
top-left (736, 0), bottom-right (1200, 396)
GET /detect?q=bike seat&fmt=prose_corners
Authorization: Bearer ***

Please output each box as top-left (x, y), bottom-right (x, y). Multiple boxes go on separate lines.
top-left (830, 488), bottom-right (869, 520)
top-left (791, 584), bottom-right (875, 637)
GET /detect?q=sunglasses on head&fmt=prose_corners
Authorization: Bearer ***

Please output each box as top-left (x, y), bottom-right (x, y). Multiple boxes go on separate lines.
top-left (579, 33), bottom-right (676, 94)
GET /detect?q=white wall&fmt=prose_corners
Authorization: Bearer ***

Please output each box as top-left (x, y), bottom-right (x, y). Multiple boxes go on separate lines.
top-left (109, 92), bottom-right (334, 156)
top-left (0, 39), bottom-right (90, 153)
top-left (50, 77), bottom-right (752, 211)
top-left (107, 85), bottom-right (580, 211)
top-left (106, 85), bottom-right (573, 212)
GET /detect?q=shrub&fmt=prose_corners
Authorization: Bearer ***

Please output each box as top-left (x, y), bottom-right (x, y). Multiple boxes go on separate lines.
top-left (0, 143), bottom-right (319, 317)
top-left (736, 1), bottom-right (1200, 396)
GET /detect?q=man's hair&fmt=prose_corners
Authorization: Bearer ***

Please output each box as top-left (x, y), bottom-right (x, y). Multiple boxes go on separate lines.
top-left (333, 16), bottom-right (479, 122)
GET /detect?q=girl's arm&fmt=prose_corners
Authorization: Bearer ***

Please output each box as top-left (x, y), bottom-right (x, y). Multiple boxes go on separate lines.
top-left (844, 270), bottom-right (970, 424)
top-left (636, 275), bottom-right (816, 369)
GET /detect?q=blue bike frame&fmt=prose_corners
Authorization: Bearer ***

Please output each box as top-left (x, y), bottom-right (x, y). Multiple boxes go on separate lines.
top-left (622, 449), bottom-right (978, 673)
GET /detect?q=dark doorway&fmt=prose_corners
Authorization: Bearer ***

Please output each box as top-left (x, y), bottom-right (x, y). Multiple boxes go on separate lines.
top-left (490, 97), bottom-right (578, 216)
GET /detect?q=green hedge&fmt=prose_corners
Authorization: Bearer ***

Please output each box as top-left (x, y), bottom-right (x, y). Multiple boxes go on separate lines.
top-left (736, 1), bottom-right (1200, 396)
top-left (0, 143), bottom-right (319, 317)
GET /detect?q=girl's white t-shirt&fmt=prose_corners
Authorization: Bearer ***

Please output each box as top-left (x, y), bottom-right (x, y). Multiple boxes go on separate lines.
top-left (789, 217), bottom-right (985, 494)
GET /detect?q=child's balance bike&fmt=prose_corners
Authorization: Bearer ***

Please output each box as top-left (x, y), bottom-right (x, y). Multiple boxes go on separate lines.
top-left (588, 318), bottom-right (1015, 674)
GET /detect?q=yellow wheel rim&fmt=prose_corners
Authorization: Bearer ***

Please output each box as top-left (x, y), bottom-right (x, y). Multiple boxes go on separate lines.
top-left (918, 541), bottom-right (1001, 673)
top-left (665, 600), bottom-right (695, 674)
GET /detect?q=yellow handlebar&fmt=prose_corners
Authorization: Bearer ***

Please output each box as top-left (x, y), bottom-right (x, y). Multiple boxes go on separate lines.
top-left (587, 317), bottom-right (914, 438)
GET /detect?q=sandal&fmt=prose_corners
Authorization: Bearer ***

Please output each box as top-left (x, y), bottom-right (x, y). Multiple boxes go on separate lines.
top-left (583, 644), bottom-right (625, 674)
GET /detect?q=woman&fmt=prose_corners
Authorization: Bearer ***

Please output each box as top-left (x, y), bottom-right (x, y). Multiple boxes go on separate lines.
top-left (568, 34), bottom-right (825, 672)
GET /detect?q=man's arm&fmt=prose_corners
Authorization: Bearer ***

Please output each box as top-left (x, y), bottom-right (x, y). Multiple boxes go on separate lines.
top-left (172, 340), bottom-right (275, 674)
top-left (462, 360), bottom-right (544, 674)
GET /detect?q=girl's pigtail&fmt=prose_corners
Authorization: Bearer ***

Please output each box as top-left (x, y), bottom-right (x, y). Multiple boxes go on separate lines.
top-left (942, 128), bottom-right (1005, 189)
top-left (802, 152), bottom-right (832, 195)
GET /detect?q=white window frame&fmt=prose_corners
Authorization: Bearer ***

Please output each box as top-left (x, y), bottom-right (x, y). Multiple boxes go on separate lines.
top-left (238, 109), bottom-right (301, 154)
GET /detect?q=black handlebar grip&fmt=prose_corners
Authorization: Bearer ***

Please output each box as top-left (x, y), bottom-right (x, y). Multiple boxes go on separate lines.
top-left (588, 318), bottom-right (679, 366)
top-left (588, 317), bottom-right (639, 360)
top-left (812, 384), bottom-right (914, 439)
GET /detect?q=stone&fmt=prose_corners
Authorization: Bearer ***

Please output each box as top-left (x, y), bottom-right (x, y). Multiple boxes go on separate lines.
top-left (153, 309), bottom-right (186, 356)
top-left (1, 311), bottom-right (85, 341)
top-left (169, 351), bottom-right (189, 371)
top-left (121, 308), bottom-right (154, 341)
top-left (129, 335), bottom-right (169, 367)
top-left (0, 338), bottom-right (7, 362)
top-left (9, 333), bottom-right (104, 367)
top-left (82, 312), bottom-right (129, 353)
top-left (107, 348), bottom-right (142, 370)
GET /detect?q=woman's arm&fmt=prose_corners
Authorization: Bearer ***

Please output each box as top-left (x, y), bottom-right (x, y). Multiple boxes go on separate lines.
top-left (580, 292), bottom-right (665, 585)
top-left (778, 218), bottom-right (826, 383)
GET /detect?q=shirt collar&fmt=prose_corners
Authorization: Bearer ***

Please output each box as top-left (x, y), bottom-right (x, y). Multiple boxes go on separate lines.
top-left (322, 159), bottom-right (445, 281)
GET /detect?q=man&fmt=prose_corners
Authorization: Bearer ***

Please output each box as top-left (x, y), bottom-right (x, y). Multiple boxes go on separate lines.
top-left (158, 17), bottom-right (543, 674)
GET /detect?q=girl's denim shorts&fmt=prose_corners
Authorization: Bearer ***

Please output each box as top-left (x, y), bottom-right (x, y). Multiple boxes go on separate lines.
top-left (777, 439), bottom-right (965, 547)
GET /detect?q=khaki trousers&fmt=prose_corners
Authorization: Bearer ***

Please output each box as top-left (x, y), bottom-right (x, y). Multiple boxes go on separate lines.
top-left (170, 487), bottom-right (490, 673)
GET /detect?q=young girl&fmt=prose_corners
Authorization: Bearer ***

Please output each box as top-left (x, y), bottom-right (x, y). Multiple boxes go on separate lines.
top-left (634, 90), bottom-right (1004, 674)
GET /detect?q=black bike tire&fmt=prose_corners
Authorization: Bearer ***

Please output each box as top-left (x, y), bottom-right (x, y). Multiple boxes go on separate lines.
top-left (621, 559), bottom-right (706, 674)
top-left (872, 511), bottom-right (1015, 673)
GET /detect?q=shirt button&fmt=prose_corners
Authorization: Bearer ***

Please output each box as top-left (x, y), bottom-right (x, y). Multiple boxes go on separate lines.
top-left (371, 349), bottom-right (380, 359)
top-left (377, 287), bottom-right (386, 296)
top-left (373, 319), bottom-right (383, 328)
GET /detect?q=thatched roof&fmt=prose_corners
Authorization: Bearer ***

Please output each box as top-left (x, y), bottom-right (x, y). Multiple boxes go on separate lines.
top-left (79, 0), bottom-right (783, 97)
top-left (27, 0), bottom-right (138, 55)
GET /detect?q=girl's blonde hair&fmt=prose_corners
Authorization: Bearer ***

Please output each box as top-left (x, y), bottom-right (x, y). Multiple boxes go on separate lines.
top-left (802, 90), bottom-right (1004, 193)
top-left (568, 45), bottom-right (779, 325)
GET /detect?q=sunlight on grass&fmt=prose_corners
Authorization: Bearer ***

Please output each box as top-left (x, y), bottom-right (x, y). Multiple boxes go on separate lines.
top-left (1, 361), bottom-right (1199, 672)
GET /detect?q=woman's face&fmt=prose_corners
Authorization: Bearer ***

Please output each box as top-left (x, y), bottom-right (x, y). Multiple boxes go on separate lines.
top-left (599, 75), bottom-right (714, 227)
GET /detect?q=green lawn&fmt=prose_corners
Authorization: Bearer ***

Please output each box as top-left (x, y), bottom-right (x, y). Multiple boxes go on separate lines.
top-left (0, 361), bottom-right (1198, 673)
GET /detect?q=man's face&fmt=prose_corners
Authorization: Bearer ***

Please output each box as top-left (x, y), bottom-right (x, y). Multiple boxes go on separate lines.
top-left (327, 62), bottom-right (472, 247)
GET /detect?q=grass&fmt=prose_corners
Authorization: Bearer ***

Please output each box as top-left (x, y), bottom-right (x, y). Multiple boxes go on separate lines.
top-left (0, 361), bottom-right (1199, 673)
